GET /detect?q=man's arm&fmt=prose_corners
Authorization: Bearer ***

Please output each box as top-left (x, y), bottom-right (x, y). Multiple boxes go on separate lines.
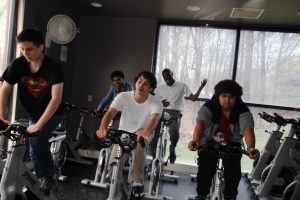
top-left (188, 120), bottom-right (207, 151)
top-left (96, 107), bottom-right (119, 139)
top-left (136, 113), bottom-right (161, 142)
top-left (186, 79), bottom-right (207, 101)
top-left (95, 86), bottom-right (114, 113)
top-left (0, 81), bottom-right (13, 121)
top-left (244, 128), bottom-right (260, 159)
top-left (27, 83), bottom-right (63, 133)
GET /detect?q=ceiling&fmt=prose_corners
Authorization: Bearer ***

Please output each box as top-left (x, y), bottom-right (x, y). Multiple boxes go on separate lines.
top-left (63, 0), bottom-right (300, 29)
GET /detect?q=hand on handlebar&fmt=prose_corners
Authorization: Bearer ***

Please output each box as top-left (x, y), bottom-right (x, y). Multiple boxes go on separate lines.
top-left (247, 148), bottom-right (260, 160)
top-left (136, 129), bottom-right (149, 144)
top-left (188, 140), bottom-right (200, 151)
top-left (96, 128), bottom-right (108, 140)
top-left (27, 123), bottom-right (41, 134)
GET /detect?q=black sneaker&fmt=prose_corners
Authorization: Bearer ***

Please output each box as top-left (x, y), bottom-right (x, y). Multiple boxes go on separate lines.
top-left (130, 182), bottom-right (144, 199)
top-left (40, 177), bottom-right (56, 192)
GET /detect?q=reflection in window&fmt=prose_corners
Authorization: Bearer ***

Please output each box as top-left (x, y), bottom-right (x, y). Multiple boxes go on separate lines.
top-left (236, 31), bottom-right (300, 108)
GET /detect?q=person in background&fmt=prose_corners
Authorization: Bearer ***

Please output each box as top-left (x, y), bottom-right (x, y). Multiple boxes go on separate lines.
top-left (93, 70), bottom-right (133, 127)
top-left (188, 79), bottom-right (260, 200)
top-left (0, 28), bottom-right (65, 192)
top-left (149, 68), bottom-right (207, 165)
top-left (96, 71), bottom-right (162, 198)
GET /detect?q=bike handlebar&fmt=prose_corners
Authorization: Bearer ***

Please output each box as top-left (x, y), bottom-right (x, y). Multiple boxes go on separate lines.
top-left (65, 102), bottom-right (105, 118)
top-left (259, 112), bottom-right (288, 126)
top-left (93, 128), bottom-right (146, 152)
top-left (191, 141), bottom-right (256, 157)
top-left (0, 119), bottom-right (38, 141)
top-left (259, 112), bottom-right (300, 129)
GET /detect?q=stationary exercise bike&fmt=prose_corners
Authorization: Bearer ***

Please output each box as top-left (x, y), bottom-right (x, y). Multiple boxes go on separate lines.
top-left (0, 121), bottom-right (8, 179)
top-left (186, 141), bottom-right (255, 200)
top-left (256, 118), bottom-right (300, 199)
top-left (0, 119), bottom-right (61, 200)
top-left (283, 173), bottom-right (300, 200)
top-left (249, 112), bottom-right (287, 181)
top-left (283, 132), bottom-right (300, 200)
top-left (81, 109), bottom-right (111, 188)
top-left (54, 102), bottom-right (93, 166)
top-left (145, 111), bottom-right (178, 200)
top-left (95, 128), bottom-right (145, 200)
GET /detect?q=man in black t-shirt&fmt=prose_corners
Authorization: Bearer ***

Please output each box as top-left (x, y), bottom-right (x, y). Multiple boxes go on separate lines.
top-left (0, 28), bottom-right (64, 192)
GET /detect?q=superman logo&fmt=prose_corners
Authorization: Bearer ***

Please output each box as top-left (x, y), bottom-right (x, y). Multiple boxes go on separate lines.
top-left (20, 76), bottom-right (49, 98)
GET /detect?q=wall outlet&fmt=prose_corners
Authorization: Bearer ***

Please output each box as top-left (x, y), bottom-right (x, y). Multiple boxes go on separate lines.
top-left (88, 95), bottom-right (93, 102)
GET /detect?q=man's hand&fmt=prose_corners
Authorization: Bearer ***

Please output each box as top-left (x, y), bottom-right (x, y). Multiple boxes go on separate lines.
top-left (0, 117), bottom-right (10, 124)
top-left (96, 128), bottom-right (108, 140)
top-left (162, 99), bottom-right (170, 107)
top-left (188, 140), bottom-right (199, 151)
top-left (200, 79), bottom-right (207, 88)
top-left (247, 148), bottom-right (260, 160)
top-left (136, 129), bottom-right (149, 143)
top-left (27, 123), bottom-right (42, 134)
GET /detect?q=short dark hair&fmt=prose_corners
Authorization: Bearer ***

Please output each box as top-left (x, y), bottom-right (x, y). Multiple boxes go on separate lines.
top-left (16, 28), bottom-right (44, 46)
top-left (135, 71), bottom-right (157, 90)
top-left (111, 70), bottom-right (124, 80)
top-left (162, 68), bottom-right (173, 76)
top-left (214, 80), bottom-right (243, 99)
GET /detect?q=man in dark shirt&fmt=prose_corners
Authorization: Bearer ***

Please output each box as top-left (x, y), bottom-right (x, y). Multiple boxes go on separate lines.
top-left (0, 28), bottom-right (64, 192)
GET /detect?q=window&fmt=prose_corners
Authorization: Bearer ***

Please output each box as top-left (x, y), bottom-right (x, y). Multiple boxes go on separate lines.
top-left (0, 0), bottom-right (12, 75)
top-left (156, 25), bottom-right (237, 98)
top-left (155, 25), bottom-right (300, 172)
top-left (236, 31), bottom-right (300, 108)
top-left (155, 25), bottom-right (237, 164)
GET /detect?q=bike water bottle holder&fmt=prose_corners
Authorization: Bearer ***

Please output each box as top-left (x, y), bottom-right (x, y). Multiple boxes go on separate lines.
top-left (106, 128), bottom-right (137, 152)
top-left (118, 133), bottom-right (137, 152)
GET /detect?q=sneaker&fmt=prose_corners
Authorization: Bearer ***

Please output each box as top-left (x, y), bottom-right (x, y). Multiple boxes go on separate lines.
top-left (169, 151), bottom-right (176, 164)
top-left (130, 182), bottom-right (144, 199)
top-left (40, 177), bottom-right (56, 192)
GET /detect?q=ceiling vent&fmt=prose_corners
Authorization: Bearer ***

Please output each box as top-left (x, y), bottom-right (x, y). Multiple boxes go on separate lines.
top-left (230, 8), bottom-right (265, 19)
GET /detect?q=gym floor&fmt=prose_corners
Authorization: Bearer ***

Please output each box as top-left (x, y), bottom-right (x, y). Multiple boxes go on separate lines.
top-left (53, 159), bottom-right (257, 200)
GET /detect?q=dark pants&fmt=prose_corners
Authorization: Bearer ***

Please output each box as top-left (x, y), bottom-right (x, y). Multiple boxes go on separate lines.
top-left (29, 114), bottom-right (62, 178)
top-left (149, 109), bottom-right (182, 158)
top-left (196, 143), bottom-right (242, 199)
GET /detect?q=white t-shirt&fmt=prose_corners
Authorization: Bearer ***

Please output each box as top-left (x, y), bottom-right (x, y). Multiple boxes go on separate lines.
top-left (155, 81), bottom-right (191, 111)
top-left (110, 91), bottom-right (163, 133)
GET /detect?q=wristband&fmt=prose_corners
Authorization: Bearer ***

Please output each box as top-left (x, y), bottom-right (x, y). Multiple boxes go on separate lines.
top-left (247, 146), bottom-right (255, 150)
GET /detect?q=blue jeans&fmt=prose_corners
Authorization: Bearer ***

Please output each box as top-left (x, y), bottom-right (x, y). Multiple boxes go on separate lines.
top-left (29, 114), bottom-right (62, 178)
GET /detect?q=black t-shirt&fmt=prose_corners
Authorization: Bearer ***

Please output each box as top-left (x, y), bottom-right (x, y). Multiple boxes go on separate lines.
top-left (2, 56), bottom-right (65, 120)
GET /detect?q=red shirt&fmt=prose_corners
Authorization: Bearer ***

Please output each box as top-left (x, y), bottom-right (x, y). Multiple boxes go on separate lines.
top-left (211, 114), bottom-right (232, 143)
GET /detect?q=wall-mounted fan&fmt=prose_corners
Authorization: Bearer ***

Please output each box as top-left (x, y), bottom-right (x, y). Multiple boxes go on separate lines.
top-left (46, 14), bottom-right (77, 47)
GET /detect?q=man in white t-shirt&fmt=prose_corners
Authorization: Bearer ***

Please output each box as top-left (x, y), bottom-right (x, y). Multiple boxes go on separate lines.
top-left (96, 71), bottom-right (163, 198)
top-left (149, 68), bottom-right (207, 164)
